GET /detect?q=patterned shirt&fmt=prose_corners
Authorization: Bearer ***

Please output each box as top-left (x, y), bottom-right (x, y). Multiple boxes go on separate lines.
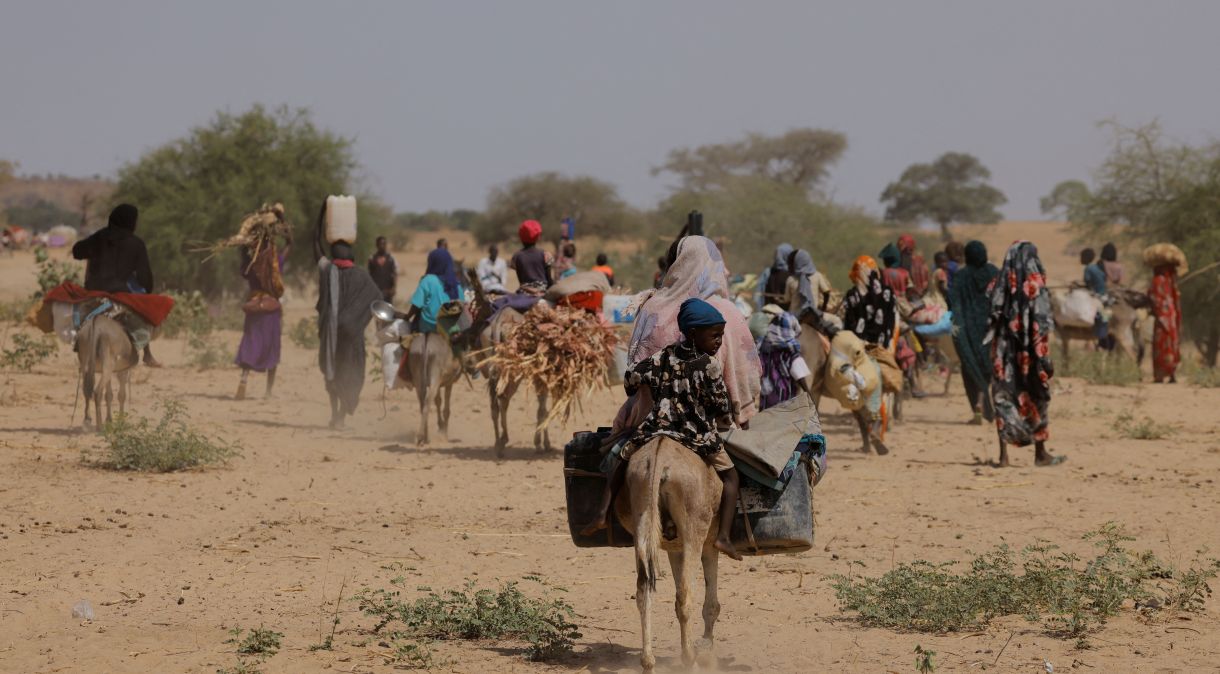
top-left (627, 341), bottom-right (732, 457)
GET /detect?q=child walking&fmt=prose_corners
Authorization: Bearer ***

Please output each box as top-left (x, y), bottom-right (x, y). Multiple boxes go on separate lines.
top-left (582, 298), bottom-right (743, 561)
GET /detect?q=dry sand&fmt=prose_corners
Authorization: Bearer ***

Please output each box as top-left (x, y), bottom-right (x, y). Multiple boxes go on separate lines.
top-left (1, 224), bottom-right (1218, 673)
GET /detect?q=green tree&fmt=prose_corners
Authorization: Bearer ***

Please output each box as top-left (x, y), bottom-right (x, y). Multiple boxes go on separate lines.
top-left (108, 105), bottom-right (389, 295)
top-left (478, 172), bottom-right (638, 245)
top-left (654, 128), bottom-right (847, 196)
top-left (1065, 121), bottom-right (1220, 365)
top-left (880, 152), bottom-right (1007, 241)
top-left (5, 199), bottom-right (80, 232)
top-left (1039, 179), bottom-right (1091, 221)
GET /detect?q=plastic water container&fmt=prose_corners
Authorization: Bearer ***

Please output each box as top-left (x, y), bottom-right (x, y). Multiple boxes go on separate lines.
top-left (564, 429), bottom-right (634, 548)
top-left (729, 463), bottom-right (815, 556)
top-left (602, 295), bottom-right (635, 324)
top-left (325, 195), bottom-right (358, 245)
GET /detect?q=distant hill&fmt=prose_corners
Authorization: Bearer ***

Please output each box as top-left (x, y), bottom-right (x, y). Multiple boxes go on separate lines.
top-left (0, 174), bottom-right (114, 230)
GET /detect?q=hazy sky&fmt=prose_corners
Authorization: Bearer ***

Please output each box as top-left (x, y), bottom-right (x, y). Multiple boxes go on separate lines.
top-left (3, 1), bottom-right (1218, 221)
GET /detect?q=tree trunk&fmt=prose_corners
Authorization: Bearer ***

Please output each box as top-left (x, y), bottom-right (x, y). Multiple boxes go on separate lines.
top-left (939, 221), bottom-right (952, 242)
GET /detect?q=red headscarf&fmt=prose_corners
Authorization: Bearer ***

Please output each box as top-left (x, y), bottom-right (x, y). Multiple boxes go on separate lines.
top-left (897, 234), bottom-right (916, 253)
top-left (519, 219), bottom-right (542, 245)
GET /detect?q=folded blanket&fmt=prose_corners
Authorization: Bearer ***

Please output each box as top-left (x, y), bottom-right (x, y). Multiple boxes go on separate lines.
top-left (30, 282), bottom-right (175, 331)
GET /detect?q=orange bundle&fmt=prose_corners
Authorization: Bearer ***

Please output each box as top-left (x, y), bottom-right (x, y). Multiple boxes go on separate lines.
top-left (478, 303), bottom-right (620, 429)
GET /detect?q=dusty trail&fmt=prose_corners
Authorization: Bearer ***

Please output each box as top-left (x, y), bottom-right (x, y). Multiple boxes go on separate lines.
top-left (2, 226), bottom-right (1219, 673)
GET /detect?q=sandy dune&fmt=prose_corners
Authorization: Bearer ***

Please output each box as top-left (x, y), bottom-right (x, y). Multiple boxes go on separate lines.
top-left (2, 224), bottom-right (1218, 673)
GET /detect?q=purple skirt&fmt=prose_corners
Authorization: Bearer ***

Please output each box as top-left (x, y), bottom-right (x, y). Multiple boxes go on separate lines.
top-left (235, 310), bottom-right (282, 372)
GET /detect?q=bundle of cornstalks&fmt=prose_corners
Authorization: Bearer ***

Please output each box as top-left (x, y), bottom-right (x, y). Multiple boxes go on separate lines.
top-left (195, 202), bottom-right (291, 261)
top-left (479, 303), bottom-right (620, 429)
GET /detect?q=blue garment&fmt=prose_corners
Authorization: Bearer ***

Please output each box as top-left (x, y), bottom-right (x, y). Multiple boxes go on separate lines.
top-left (1084, 263), bottom-right (1108, 296)
top-left (678, 298), bottom-right (725, 332)
top-left (426, 248), bottom-right (461, 301)
top-left (410, 274), bottom-right (450, 333)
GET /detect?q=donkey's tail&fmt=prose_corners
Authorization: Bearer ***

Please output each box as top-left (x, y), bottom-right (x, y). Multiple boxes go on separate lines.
top-left (80, 322), bottom-right (101, 401)
top-left (634, 440), bottom-right (665, 593)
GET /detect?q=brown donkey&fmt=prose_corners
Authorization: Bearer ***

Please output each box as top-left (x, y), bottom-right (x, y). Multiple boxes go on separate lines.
top-left (77, 314), bottom-right (137, 429)
top-left (469, 308), bottom-right (552, 457)
top-left (620, 436), bottom-right (723, 670)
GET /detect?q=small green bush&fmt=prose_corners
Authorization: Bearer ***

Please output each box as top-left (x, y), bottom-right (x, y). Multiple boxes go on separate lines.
top-left (229, 626), bottom-right (283, 657)
top-left (87, 400), bottom-right (240, 472)
top-left (0, 299), bottom-right (32, 324)
top-left (356, 577), bottom-right (581, 662)
top-left (32, 247), bottom-right (82, 297)
top-left (831, 523), bottom-right (1219, 643)
top-left (290, 316), bottom-right (319, 349)
top-left (1, 332), bottom-right (58, 371)
top-left (1115, 411), bottom-right (1174, 440)
top-left (160, 290), bottom-right (215, 338)
top-left (217, 625), bottom-right (282, 674)
top-left (185, 332), bottom-right (234, 370)
top-left (1182, 360), bottom-right (1220, 388)
top-left (1060, 350), bottom-right (1142, 386)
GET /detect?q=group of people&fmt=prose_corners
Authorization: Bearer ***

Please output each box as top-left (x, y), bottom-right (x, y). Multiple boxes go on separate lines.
top-left (1078, 242), bottom-right (1183, 383)
top-left (67, 202), bottom-right (1188, 503)
top-left (742, 234), bottom-right (1066, 468)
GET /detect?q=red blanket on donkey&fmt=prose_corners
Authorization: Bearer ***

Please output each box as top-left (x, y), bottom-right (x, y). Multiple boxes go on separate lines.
top-left (29, 282), bottom-right (176, 332)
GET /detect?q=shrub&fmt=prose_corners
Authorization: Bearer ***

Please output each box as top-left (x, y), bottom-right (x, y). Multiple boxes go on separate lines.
top-left (1059, 350), bottom-right (1142, 386)
top-left (831, 523), bottom-right (1219, 643)
top-left (86, 400), bottom-right (240, 472)
top-left (356, 577), bottom-right (581, 662)
top-left (32, 247), bottom-right (82, 297)
top-left (185, 332), bottom-right (234, 370)
top-left (1182, 360), bottom-right (1220, 388)
top-left (218, 625), bottom-right (283, 674)
top-left (160, 290), bottom-right (214, 338)
top-left (290, 316), bottom-right (319, 349)
top-left (228, 626), bottom-right (283, 657)
top-left (1, 332), bottom-right (58, 371)
top-left (1115, 411), bottom-right (1174, 440)
top-left (0, 299), bottom-right (32, 324)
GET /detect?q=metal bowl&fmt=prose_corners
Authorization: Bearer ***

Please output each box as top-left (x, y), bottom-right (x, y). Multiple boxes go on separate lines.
top-left (370, 300), bottom-right (397, 322)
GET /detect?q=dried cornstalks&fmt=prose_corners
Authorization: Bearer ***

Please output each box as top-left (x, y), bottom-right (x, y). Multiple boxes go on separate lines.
top-left (478, 303), bottom-right (620, 429)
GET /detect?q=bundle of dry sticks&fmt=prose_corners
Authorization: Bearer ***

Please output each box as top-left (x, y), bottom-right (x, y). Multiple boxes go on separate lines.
top-left (479, 303), bottom-right (620, 428)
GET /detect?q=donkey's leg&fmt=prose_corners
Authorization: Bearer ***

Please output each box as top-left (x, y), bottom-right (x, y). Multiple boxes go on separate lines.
top-left (534, 389), bottom-right (552, 452)
top-left (697, 543), bottom-right (721, 665)
top-left (668, 544), bottom-right (698, 668)
top-left (499, 380), bottom-right (518, 452)
top-left (117, 372), bottom-right (129, 416)
top-left (439, 382), bottom-right (453, 440)
top-left (416, 382), bottom-right (430, 446)
top-left (488, 378), bottom-right (504, 455)
top-left (637, 549), bottom-right (656, 672)
top-left (433, 381), bottom-right (445, 441)
top-left (104, 380), bottom-right (114, 425)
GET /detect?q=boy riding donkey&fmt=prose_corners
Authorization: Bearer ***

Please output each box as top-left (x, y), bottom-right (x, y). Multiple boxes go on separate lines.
top-left (582, 298), bottom-right (745, 561)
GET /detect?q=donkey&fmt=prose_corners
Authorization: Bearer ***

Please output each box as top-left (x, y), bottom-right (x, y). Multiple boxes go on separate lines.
top-left (77, 314), bottom-right (137, 429)
top-left (620, 436), bottom-right (724, 671)
top-left (407, 331), bottom-right (462, 446)
top-left (469, 307), bottom-right (551, 457)
top-left (799, 328), bottom-right (891, 454)
top-left (1051, 288), bottom-right (1151, 367)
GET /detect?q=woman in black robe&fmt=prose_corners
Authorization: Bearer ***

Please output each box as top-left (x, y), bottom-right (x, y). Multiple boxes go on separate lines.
top-left (316, 241), bottom-right (383, 428)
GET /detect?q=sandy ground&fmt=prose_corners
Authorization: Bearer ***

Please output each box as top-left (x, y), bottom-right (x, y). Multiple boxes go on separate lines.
top-left (2, 224), bottom-right (1219, 673)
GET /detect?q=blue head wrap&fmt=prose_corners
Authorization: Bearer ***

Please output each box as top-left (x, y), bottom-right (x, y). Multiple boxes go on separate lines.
top-left (678, 298), bottom-right (725, 333)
